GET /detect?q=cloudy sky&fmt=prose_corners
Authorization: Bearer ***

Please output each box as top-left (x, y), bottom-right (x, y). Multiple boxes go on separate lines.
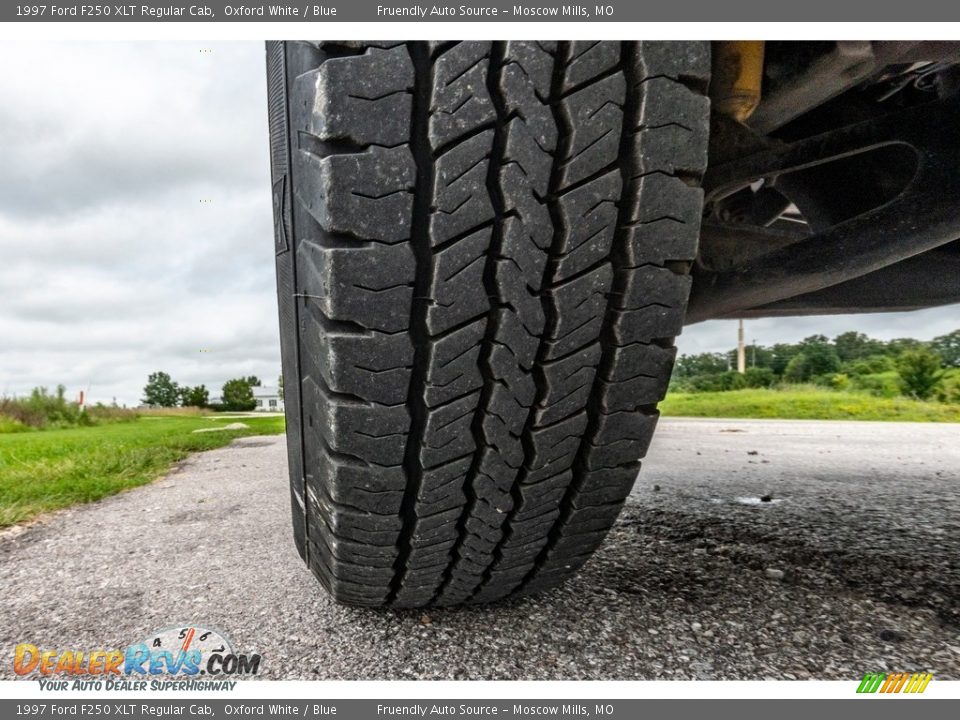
top-left (0, 42), bottom-right (957, 406)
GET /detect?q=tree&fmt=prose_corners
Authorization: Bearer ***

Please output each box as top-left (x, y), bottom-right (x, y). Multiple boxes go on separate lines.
top-left (142, 371), bottom-right (180, 407)
top-left (278, 374), bottom-right (284, 400)
top-left (748, 344), bottom-right (777, 371)
top-left (844, 354), bottom-right (895, 375)
top-left (245, 376), bottom-right (262, 387)
top-left (783, 353), bottom-right (811, 383)
top-left (221, 378), bottom-right (256, 411)
top-left (897, 349), bottom-right (944, 399)
top-left (180, 385), bottom-right (209, 408)
top-left (784, 338), bottom-right (841, 382)
top-left (931, 330), bottom-right (960, 368)
top-left (885, 337), bottom-right (925, 356)
top-left (743, 366), bottom-right (776, 388)
top-left (833, 331), bottom-right (882, 362)
top-left (802, 340), bottom-right (842, 377)
top-left (675, 352), bottom-right (728, 378)
top-left (770, 343), bottom-right (802, 376)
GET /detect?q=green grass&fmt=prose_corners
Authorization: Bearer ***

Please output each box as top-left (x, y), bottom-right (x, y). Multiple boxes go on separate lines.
top-left (0, 415), bottom-right (285, 529)
top-left (660, 386), bottom-right (960, 422)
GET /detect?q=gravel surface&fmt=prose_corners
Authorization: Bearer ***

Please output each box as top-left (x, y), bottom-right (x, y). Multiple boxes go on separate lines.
top-left (2, 418), bottom-right (958, 680)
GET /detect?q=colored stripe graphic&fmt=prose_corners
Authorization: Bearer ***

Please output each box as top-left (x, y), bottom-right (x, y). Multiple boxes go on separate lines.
top-left (857, 672), bottom-right (932, 694)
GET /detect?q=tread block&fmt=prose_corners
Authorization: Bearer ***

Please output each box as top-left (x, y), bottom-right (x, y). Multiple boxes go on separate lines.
top-left (301, 318), bottom-right (412, 406)
top-left (622, 174), bottom-right (703, 265)
top-left (298, 240), bottom-right (414, 333)
top-left (307, 504), bottom-right (399, 547)
top-left (635, 41), bottom-right (711, 88)
top-left (310, 452), bottom-right (405, 515)
top-left (559, 72), bottom-right (626, 187)
top-left (528, 411), bottom-right (588, 474)
top-left (555, 171), bottom-right (621, 281)
top-left (603, 343), bottom-right (677, 409)
top-left (616, 264), bottom-right (691, 311)
top-left (632, 76), bottom-right (709, 177)
top-left (500, 155), bottom-right (552, 249)
top-left (478, 449), bottom-right (519, 491)
top-left (502, 117), bottom-right (553, 194)
top-left (306, 377), bottom-right (409, 465)
top-left (543, 263), bottom-right (613, 360)
top-left (494, 307), bottom-right (540, 366)
top-left (424, 320), bottom-right (486, 407)
top-left (482, 388), bottom-right (526, 469)
top-left (313, 526), bottom-right (399, 568)
top-left (429, 131), bottom-right (494, 245)
top-left (496, 216), bottom-right (548, 319)
top-left (571, 465), bottom-right (639, 507)
top-left (299, 46), bottom-right (413, 147)
top-left (502, 42), bottom-right (556, 150)
top-left (536, 343), bottom-right (602, 426)
top-left (584, 410), bottom-right (659, 469)
top-left (419, 456), bottom-right (471, 508)
top-left (296, 145), bottom-right (415, 243)
top-left (610, 304), bottom-right (685, 346)
top-left (420, 391), bottom-right (480, 469)
top-left (430, 42), bottom-right (495, 148)
top-left (488, 342), bottom-right (537, 405)
top-left (426, 227), bottom-right (491, 334)
top-left (564, 41), bottom-right (620, 91)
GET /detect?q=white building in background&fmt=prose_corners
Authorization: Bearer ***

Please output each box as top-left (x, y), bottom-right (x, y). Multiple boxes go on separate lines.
top-left (253, 385), bottom-right (284, 413)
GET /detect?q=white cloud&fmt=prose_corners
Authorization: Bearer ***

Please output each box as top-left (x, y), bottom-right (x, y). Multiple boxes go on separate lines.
top-left (0, 42), bottom-right (279, 406)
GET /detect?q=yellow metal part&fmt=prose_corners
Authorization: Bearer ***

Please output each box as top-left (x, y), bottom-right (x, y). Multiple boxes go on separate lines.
top-left (711, 41), bottom-right (765, 122)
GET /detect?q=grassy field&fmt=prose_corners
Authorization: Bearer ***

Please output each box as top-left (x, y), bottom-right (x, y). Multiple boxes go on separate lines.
top-left (660, 387), bottom-right (960, 422)
top-left (0, 415), bottom-right (284, 529)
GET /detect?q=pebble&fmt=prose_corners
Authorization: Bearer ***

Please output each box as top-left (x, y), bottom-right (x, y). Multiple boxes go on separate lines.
top-left (765, 568), bottom-right (786, 580)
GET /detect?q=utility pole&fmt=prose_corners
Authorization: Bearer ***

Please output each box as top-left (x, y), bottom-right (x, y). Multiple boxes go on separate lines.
top-left (737, 319), bottom-right (746, 374)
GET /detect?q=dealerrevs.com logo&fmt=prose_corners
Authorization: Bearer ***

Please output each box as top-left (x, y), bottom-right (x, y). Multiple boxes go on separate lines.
top-left (14, 625), bottom-right (261, 691)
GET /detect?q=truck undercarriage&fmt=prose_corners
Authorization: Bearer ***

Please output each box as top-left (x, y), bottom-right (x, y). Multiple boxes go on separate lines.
top-left (692, 41), bottom-right (960, 322)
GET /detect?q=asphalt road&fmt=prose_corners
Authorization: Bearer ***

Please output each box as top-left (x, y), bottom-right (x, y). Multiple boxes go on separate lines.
top-left (2, 418), bottom-right (958, 680)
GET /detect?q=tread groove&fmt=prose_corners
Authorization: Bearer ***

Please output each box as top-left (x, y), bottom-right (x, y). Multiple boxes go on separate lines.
top-left (388, 41), bottom-right (434, 606)
top-left (433, 41), bottom-right (509, 605)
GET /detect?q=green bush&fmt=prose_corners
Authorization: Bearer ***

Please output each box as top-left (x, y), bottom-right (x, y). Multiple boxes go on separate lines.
top-left (784, 341), bottom-right (842, 383)
top-left (0, 388), bottom-right (137, 432)
top-left (843, 354), bottom-right (895, 376)
top-left (897, 348), bottom-right (945, 400)
top-left (180, 385), bottom-right (209, 408)
top-left (815, 372), bottom-right (851, 390)
top-left (935, 373), bottom-right (960, 404)
top-left (672, 367), bottom-right (775, 393)
top-left (221, 378), bottom-right (256, 411)
top-left (0, 416), bottom-right (32, 434)
top-left (743, 367), bottom-right (776, 388)
top-left (850, 371), bottom-right (901, 398)
top-left (685, 371), bottom-right (746, 392)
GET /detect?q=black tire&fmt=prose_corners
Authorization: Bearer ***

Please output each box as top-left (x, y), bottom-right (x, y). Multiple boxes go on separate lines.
top-left (266, 41), bottom-right (709, 607)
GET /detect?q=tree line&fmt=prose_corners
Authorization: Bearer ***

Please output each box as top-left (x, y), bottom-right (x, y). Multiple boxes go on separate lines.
top-left (142, 372), bottom-right (283, 412)
top-left (672, 329), bottom-right (960, 401)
